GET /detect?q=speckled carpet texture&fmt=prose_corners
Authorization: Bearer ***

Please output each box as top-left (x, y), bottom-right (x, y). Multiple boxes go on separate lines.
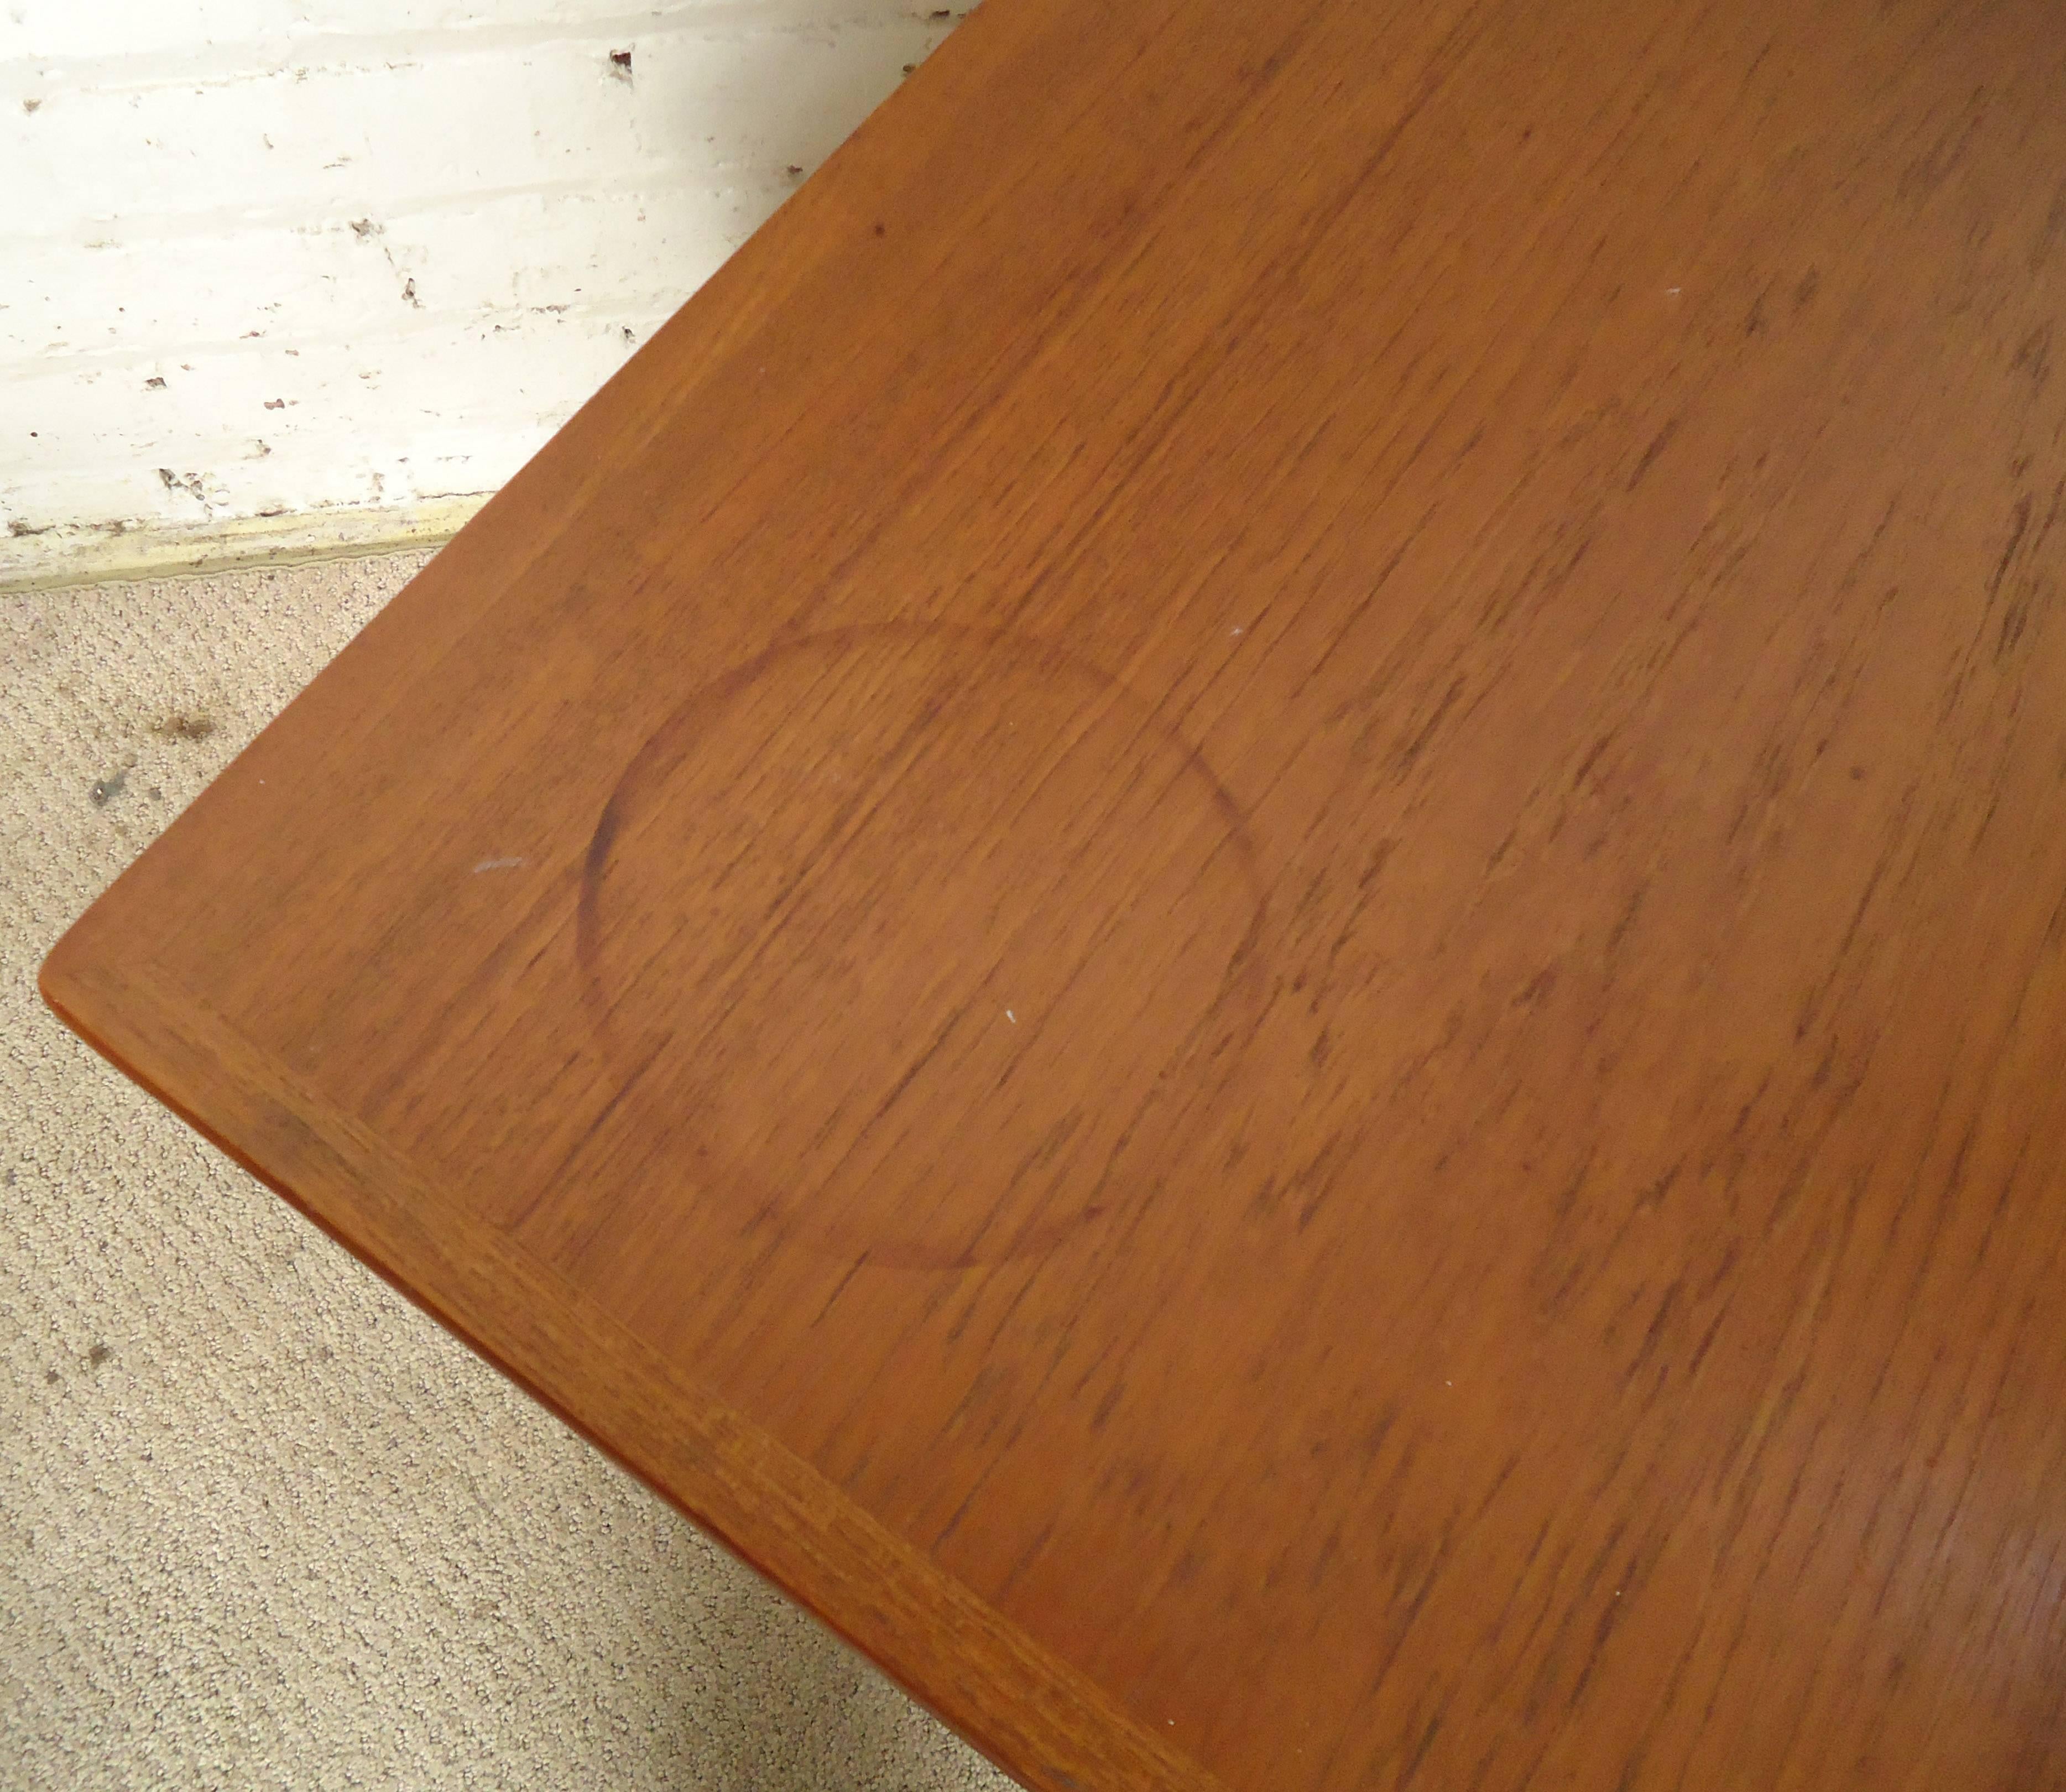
top-left (1, 553), bottom-right (1013, 1792)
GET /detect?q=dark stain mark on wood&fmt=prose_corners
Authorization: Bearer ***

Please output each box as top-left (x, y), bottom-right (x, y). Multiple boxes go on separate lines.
top-left (2012, 322), bottom-right (2052, 391)
top-left (1627, 418), bottom-right (1680, 492)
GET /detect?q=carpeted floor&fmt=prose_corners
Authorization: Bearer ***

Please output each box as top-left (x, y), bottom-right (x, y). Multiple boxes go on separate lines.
top-left (0, 552), bottom-right (1013, 1792)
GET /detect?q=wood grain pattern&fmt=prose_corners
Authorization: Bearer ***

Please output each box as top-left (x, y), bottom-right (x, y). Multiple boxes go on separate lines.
top-left (41, 0), bottom-right (2066, 1786)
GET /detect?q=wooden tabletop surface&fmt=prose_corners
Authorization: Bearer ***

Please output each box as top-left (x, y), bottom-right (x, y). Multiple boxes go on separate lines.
top-left (42, 0), bottom-right (2066, 1785)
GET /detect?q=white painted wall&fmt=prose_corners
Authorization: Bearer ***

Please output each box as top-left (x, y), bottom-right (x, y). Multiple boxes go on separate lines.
top-left (1, 1), bottom-right (962, 586)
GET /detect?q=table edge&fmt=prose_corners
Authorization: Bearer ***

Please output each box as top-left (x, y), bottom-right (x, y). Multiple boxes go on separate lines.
top-left (39, 923), bottom-right (1229, 1792)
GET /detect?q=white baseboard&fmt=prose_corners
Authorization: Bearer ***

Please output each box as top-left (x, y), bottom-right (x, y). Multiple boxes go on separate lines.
top-left (0, 493), bottom-right (492, 593)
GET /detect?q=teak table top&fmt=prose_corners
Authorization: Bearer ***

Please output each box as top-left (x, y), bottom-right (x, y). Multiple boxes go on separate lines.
top-left (42, 0), bottom-right (2066, 1785)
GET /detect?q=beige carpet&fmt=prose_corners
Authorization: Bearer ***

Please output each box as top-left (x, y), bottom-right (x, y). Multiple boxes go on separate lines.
top-left (0, 553), bottom-right (1014, 1792)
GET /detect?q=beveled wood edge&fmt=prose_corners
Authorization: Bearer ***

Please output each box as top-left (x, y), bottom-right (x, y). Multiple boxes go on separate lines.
top-left (38, 935), bottom-right (1229, 1792)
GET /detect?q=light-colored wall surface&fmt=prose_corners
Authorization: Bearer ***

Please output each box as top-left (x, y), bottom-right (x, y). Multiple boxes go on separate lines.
top-left (1, 1), bottom-right (960, 586)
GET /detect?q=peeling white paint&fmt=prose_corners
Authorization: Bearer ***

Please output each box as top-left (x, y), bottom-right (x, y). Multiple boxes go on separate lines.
top-left (1, 0), bottom-right (965, 586)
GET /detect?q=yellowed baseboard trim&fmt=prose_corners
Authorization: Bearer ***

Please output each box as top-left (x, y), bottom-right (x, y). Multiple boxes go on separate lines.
top-left (0, 494), bottom-right (496, 595)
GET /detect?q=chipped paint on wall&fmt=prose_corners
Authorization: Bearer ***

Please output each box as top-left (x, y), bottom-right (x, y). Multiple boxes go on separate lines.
top-left (1, 1), bottom-right (965, 586)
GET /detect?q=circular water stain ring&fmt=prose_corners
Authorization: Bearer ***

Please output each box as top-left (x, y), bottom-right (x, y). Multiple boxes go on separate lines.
top-left (577, 622), bottom-right (1267, 1270)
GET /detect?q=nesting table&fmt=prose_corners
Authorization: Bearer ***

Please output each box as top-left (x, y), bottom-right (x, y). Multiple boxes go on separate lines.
top-left (43, 0), bottom-right (2066, 1785)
